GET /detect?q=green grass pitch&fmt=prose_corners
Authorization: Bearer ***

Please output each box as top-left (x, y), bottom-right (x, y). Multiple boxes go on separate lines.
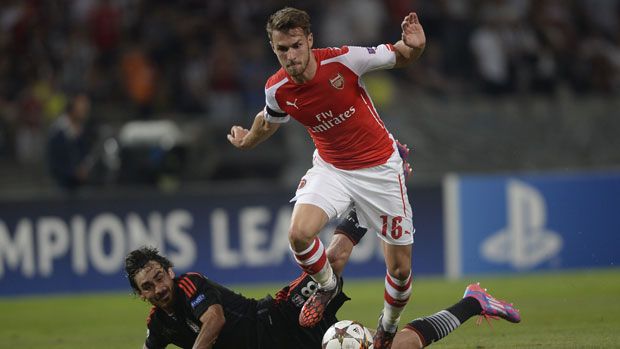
top-left (1, 268), bottom-right (619, 348)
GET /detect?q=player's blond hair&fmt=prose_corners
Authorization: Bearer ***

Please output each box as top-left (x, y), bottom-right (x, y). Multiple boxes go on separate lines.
top-left (266, 7), bottom-right (311, 40)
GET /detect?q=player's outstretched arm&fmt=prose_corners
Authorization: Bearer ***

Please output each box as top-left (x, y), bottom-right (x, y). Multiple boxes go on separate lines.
top-left (393, 12), bottom-right (426, 68)
top-left (326, 234), bottom-right (355, 276)
top-left (227, 110), bottom-right (280, 150)
top-left (326, 208), bottom-right (368, 276)
top-left (192, 304), bottom-right (226, 349)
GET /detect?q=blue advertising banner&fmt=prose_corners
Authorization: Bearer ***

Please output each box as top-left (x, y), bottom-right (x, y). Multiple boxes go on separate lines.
top-left (444, 172), bottom-right (620, 278)
top-left (0, 186), bottom-right (443, 296)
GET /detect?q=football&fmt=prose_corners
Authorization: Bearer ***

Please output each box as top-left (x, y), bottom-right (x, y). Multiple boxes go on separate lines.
top-left (322, 320), bottom-right (374, 349)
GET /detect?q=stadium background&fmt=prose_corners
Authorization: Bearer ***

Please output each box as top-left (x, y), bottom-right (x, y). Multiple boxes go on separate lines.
top-left (0, 0), bottom-right (619, 348)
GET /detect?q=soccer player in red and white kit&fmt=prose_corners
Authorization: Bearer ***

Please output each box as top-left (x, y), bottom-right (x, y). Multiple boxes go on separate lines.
top-left (227, 7), bottom-right (426, 348)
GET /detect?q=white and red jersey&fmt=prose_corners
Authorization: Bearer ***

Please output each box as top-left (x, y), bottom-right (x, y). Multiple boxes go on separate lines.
top-left (264, 45), bottom-right (397, 170)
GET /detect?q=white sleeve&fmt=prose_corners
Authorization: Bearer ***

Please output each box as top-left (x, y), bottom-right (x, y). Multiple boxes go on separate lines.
top-left (264, 78), bottom-right (290, 124)
top-left (341, 45), bottom-right (397, 76)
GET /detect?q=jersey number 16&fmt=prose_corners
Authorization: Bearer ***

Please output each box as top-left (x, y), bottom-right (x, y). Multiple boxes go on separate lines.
top-left (380, 215), bottom-right (403, 239)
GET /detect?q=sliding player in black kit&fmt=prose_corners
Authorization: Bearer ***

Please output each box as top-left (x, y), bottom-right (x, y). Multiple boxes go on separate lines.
top-left (125, 210), bottom-right (367, 349)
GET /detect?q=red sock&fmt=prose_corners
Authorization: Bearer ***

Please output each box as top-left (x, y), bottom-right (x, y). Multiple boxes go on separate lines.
top-left (291, 237), bottom-right (334, 288)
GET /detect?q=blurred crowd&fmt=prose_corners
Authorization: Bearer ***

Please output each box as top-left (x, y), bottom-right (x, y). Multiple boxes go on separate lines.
top-left (1, 0), bottom-right (619, 190)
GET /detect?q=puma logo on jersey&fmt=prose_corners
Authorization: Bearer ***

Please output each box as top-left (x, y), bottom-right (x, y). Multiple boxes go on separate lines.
top-left (286, 99), bottom-right (299, 109)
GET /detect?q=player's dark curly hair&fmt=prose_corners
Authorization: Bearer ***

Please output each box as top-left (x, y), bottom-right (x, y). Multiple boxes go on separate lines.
top-left (125, 246), bottom-right (174, 294)
top-left (266, 7), bottom-right (311, 40)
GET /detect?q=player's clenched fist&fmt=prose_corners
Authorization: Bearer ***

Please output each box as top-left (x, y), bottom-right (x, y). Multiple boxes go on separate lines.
top-left (227, 125), bottom-right (249, 148)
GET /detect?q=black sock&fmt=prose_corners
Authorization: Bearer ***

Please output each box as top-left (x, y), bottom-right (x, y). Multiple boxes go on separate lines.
top-left (405, 298), bottom-right (482, 346)
top-left (446, 297), bottom-right (482, 323)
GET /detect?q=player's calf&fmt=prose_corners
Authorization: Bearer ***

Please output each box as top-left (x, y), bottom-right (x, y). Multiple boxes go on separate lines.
top-left (291, 237), bottom-right (341, 328)
top-left (374, 271), bottom-right (412, 348)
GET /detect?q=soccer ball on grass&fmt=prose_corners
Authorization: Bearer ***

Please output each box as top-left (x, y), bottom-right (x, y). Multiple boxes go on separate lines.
top-left (322, 320), bottom-right (374, 349)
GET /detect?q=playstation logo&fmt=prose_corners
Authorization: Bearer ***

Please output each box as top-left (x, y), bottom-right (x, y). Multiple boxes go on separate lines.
top-left (481, 180), bottom-right (563, 270)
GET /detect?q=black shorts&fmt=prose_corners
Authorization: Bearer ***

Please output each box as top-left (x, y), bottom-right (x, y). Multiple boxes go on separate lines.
top-left (256, 292), bottom-right (349, 349)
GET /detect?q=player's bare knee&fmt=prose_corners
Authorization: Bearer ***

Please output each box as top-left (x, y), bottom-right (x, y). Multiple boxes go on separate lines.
top-left (288, 226), bottom-right (315, 251)
top-left (387, 266), bottom-right (411, 281)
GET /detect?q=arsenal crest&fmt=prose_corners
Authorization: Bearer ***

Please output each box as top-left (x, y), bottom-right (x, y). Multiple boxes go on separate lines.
top-left (329, 73), bottom-right (344, 90)
top-left (298, 178), bottom-right (307, 189)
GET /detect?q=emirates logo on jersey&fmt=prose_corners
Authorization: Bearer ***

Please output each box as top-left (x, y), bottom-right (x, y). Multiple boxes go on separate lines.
top-left (310, 106), bottom-right (356, 133)
top-left (329, 73), bottom-right (344, 90)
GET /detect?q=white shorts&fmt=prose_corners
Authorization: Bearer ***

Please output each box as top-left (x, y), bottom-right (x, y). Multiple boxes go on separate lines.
top-left (291, 143), bottom-right (414, 245)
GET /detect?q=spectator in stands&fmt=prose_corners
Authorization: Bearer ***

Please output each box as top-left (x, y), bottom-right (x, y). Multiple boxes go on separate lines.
top-left (46, 93), bottom-right (94, 191)
top-left (121, 41), bottom-right (158, 119)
